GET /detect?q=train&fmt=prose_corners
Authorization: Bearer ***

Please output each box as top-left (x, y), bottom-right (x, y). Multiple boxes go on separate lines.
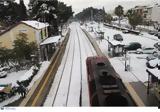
top-left (86, 56), bottom-right (136, 106)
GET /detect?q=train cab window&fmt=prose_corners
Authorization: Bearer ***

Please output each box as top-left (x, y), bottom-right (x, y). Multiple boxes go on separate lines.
top-left (96, 62), bottom-right (105, 67)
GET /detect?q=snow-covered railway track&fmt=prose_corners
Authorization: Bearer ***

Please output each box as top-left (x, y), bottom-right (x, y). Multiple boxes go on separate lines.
top-left (44, 31), bottom-right (73, 106)
top-left (54, 31), bottom-right (76, 106)
top-left (44, 23), bottom-right (97, 106)
top-left (75, 25), bottom-right (97, 106)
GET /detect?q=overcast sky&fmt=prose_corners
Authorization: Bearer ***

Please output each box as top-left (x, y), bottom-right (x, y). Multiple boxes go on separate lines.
top-left (16, 0), bottom-right (160, 14)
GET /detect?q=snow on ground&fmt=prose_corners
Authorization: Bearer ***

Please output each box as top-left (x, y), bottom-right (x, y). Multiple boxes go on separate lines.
top-left (77, 24), bottom-right (96, 106)
top-left (44, 22), bottom-right (96, 106)
top-left (103, 26), bottom-right (157, 47)
top-left (27, 61), bottom-right (50, 89)
top-left (0, 70), bottom-right (27, 86)
top-left (0, 61), bottom-right (50, 106)
top-left (86, 22), bottom-right (158, 47)
top-left (84, 21), bottom-right (159, 83)
top-left (43, 30), bottom-right (72, 106)
top-left (53, 28), bottom-right (75, 106)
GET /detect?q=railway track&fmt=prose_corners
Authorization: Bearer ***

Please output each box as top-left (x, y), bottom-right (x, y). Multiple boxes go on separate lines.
top-left (52, 28), bottom-right (76, 106)
top-left (19, 29), bottom-right (70, 106)
top-left (44, 23), bottom-right (97, 106)
top-left (76, 25), bottom-right (96, 106)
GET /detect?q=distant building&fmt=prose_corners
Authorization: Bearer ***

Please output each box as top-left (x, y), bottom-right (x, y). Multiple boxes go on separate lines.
top-left (0, 20), bottom-right (49, 49)
top-left (131, 6), bottom-right (153, 22)
top-left (151, 4), bottom-right (160, 29)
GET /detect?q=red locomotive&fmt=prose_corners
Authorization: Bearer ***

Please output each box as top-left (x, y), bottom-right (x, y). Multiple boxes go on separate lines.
top-left (86, 56), bottom-right (136, 106)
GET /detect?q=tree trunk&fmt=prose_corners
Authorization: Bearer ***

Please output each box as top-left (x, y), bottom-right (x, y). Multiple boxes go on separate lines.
top-left (119, 17), bottom-right (121, 27)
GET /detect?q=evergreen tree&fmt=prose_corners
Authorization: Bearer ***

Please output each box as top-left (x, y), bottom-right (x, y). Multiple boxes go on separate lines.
top-left (102, 7), bottom-right (106, 22)
top-left (57, 2), bottom-right (73, 25)
top-left (114, 5), bottom-right (124, 26)
top-left (30, 0), bottom-right (73, 36)
top-left (0, 0), bottom-right (28, 26)
top-left (75, 7), bottom-right (105, 22)
top-left (127, 10), bottom-right (143, 30)
top-left (30, 0), bottom-right (59, 36)
top-left (13, 33), bottom-right (38, 65)
top-left (0, 47), bottom-right (12, 66)
top-left (19, 0), bottom-right (27, 20)
top-left (105, 14), bottom-right (113, 24)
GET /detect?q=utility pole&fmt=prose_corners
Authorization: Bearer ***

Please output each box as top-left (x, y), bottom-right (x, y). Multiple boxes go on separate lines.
top-left (124, 49), bottom-right (127, 71)
top-left (91, 8), bottom-right (93, 32)
top-left (91, 8), bottom-right (93, 22)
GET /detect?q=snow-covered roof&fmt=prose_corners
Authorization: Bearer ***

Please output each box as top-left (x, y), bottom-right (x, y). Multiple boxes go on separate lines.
top-left (147, 68), bottom-right (160, 79)
top-left (109, 40), bottom-right (125, 46)
top-left (22, 20), bottom-right (49, 30)
top-left (148, 58), bottom-right (160, 68)
top-left (40, 35), bottom-right (61, 45)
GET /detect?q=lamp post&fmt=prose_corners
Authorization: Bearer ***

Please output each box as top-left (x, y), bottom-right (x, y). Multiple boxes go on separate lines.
top-left (107, 36), bottom-right (110, 52)
top-left (124, 48), bottom-right (127, 71)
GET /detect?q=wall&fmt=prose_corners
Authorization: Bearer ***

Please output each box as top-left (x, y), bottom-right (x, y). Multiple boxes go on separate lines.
top-left (0, 23), bottom-right (36, 49)
top-left (0, 23), bottom-right (49, 49)
top-left (151, 5), bottom-right (160, 23)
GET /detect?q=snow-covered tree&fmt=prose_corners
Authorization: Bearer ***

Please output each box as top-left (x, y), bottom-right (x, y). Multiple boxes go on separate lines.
top-left (114, 5), bottom-right (124, 26)
top-left (30, 0), bottom-right (73, 36)
top-left (30, 0), bottom-right (59, 36)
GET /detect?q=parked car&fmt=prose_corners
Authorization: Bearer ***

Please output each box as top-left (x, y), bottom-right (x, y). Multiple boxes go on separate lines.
top-left (125, 42), bottom-right (141, 50)
top-left (146, 54), bottom-right (158, 61)
top-left (154, 42), bottom-right (160, 49)
top-left (154, 32), bottom-right (160, 38)
top-left (0, 67), bottom-right (9, 78)
top-left (0, 71), bottom-right (7, 78)
top-left (122, 29), bottom-right (129, 34)
top-left (148, 30), bottom-right (157, 35)
top-left (136, 47), bottom-right (158, 54)
top-left (113, 34), bottom-right (123, 41)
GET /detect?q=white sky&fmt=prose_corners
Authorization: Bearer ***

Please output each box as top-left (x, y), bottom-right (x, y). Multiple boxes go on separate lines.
top-left (59, 0), bottom-right (160, 14)
top-left (15, 0), bottom-right (160, 14)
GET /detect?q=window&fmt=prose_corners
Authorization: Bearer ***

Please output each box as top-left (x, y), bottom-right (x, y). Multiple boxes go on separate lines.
top-left (19, 29), bottom-right (27, 33)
